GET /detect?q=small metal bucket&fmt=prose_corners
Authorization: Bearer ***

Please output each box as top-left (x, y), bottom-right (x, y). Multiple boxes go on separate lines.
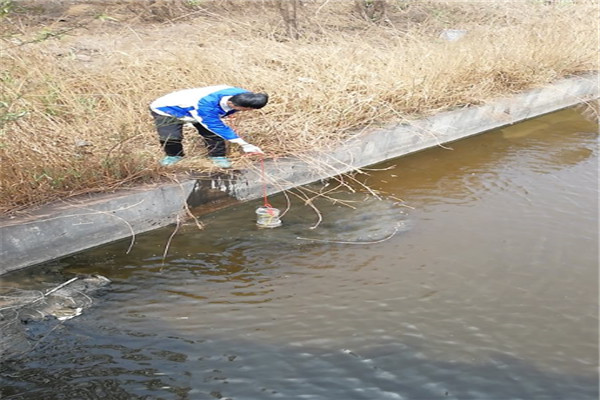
top-left (256, 207), bottom-right (282, 228)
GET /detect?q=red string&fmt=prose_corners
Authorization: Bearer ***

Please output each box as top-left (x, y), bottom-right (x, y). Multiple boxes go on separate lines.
top-left (260, 155), bottom-right (274, 210)
top-left (229, 114), bottom-right (275, 213)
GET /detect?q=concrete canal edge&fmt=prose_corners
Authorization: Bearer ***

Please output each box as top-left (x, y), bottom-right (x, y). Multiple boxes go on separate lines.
top-left (1, 73), bottom-right (598, 275)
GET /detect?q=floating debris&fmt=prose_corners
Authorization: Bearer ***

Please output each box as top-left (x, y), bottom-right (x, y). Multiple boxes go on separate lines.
top-left (0, 274), bottom-right (111, 360)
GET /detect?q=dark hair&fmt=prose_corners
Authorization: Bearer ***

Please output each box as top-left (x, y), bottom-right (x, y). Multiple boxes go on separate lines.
top-left (230, 92), bottom-right (269, 109)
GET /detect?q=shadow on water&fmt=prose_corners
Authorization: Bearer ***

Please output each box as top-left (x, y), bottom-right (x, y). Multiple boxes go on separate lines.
top-left (2, 191), bottom-right (413, 284)
top-left (1, 319), bottom-right (598, 400)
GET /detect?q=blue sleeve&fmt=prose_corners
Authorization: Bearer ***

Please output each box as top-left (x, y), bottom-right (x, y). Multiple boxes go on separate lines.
top-left (194, 106), bottom-right (239, 140)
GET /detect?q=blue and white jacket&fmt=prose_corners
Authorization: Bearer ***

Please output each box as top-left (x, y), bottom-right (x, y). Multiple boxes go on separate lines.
top-left (150, 85), bottom-right (249, 140)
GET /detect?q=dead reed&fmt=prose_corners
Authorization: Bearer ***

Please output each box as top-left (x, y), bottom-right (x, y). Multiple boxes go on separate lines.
top-left (0, 0), bottom-right (597, 213)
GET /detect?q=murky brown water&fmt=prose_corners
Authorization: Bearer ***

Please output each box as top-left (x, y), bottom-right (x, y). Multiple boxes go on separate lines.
top-left (1, 107), bottom-right (598, 399)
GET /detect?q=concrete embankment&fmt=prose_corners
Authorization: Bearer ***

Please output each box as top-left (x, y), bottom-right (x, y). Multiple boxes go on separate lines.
top-left (1, 73), bottom-right (598, 275)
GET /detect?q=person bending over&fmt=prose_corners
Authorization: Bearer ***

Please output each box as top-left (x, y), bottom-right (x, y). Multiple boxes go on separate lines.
top-left (150, 85), bottom-right (268, 168)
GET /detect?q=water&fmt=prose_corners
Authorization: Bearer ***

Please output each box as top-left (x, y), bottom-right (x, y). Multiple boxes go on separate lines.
top-left (1, 107), bottom-right (598, 399)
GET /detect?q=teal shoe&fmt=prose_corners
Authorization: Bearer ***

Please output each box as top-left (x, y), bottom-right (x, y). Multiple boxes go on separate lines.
top-left (209, 156), bottom-right (232, 168)
top-left (160, 155), bottom-right (183, 166)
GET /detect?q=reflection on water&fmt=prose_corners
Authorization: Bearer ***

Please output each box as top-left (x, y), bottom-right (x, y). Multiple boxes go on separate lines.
top-left (1, 107), bottom-right (598, 400)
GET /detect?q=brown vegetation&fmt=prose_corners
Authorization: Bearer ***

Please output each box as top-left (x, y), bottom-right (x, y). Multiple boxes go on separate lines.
top-left (0, 0), bottom-right (597, 214)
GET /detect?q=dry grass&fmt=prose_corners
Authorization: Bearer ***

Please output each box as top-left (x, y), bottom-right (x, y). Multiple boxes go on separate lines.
top-left (0, 0), bottom-right (598, 214)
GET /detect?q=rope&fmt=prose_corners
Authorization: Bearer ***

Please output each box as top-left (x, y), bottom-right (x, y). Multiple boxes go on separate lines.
top-left (260, 155), bottom-right (276, 214)
top-left (227, 113), bottom-right (276, 214)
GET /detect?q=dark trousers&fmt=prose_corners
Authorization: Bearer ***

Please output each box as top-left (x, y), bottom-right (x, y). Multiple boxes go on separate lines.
top-left (151, 111), bottom-right (226, 157)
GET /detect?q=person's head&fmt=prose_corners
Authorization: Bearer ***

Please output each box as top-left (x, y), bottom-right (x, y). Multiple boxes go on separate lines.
top-left (228, 92), bottom-right (269, 111)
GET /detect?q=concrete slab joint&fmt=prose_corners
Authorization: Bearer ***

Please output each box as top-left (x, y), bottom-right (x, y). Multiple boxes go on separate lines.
top-left (1, 73), bottom-right (598, 274)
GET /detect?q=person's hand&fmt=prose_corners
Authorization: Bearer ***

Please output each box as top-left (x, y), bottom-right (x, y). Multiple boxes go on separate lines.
top-left (241, 143), bottom-right (263, 154)
top-left (230, 138), bottom-right (264, 154)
